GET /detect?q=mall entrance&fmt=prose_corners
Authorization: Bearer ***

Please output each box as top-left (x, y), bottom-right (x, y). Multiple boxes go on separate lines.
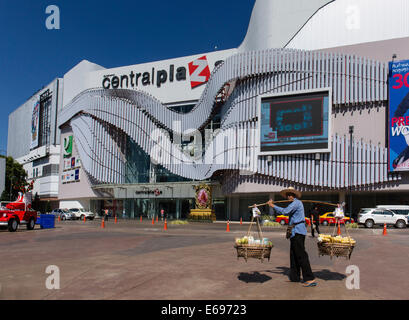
top-left (92, 198), bottom-right (195, 220)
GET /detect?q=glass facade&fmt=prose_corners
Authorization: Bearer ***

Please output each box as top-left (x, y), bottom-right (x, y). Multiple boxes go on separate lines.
top-left (124, 136), bottom-right (150, 184)
top-left (91, 198), bottom-right (195, 220)
top-left (124, 135), bottom-right (190, 184)
top-left (38, 89), bottom-right (52, 148)
top-left (89, 111), bottom-right (228, 220)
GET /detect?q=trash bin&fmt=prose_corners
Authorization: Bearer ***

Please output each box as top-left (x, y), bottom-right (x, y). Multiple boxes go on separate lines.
top-left (40, 214), bottom-right (55, 229)
top-left (36, 215), bottom-right (41, 225)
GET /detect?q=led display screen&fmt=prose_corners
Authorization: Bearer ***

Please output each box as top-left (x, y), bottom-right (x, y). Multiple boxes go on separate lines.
top-left (259, 90), bottom-right (330, 155)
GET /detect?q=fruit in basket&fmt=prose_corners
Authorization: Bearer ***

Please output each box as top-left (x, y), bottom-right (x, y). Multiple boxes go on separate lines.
top-left (235, 237), bottom-right (249, 245)
top-left (318, 234), bottom-right (356, 244)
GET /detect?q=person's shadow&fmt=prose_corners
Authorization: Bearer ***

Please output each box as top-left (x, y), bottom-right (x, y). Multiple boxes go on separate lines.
top-left (268, 266), bottom-right (346, 281)
top-left (237, 271), bottom-right (272, 284)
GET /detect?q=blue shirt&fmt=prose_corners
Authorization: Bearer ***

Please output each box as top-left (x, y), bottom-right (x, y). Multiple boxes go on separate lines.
top-left (273, 199), bottom-right (307, 238)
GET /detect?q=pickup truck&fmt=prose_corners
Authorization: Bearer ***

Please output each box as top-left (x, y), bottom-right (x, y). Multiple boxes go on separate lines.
top-left (0, 196), bottom-right (38, 232)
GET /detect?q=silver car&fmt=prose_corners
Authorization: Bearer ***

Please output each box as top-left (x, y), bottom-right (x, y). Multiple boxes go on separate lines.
top-left (52, 209), bottom-right (75, 221)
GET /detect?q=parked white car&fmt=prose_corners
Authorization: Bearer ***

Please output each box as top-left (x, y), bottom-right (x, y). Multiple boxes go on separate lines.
top-left (358, 207), bottom-right (408, 229)
top-left (376, 205), bottom-right (409, 221)
top-left (68, 208), bottom-right (95, 220)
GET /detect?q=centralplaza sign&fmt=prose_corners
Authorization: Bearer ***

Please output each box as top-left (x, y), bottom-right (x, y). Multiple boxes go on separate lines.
top-left (87, 49), bottom-right (237, 104)
top-left (102, 55), bottom-right (222, 90)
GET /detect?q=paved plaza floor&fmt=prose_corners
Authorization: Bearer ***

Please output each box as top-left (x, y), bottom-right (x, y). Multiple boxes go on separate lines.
top-left (1, 219), bottom-right (408, 300)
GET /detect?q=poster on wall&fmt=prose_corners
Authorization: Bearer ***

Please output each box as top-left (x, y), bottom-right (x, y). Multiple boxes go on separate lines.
top-left (63, 136), bottom-right (73, 158)
top-left (64, 156), bottom-right (81, 171)
top-left (61, 169), bottom-right (80, 184)
top-left (258, 89), bottom-right (331, 156)
top-left (389, 59), bottom-right (409, 172)
top-left (30, 101), bottom-right (40, 149)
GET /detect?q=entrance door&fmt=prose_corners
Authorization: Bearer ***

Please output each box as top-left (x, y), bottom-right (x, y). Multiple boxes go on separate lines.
top-left (158, 200), bottom-right (176, 220)
top-left (181, 200), bottom-right (193, 219)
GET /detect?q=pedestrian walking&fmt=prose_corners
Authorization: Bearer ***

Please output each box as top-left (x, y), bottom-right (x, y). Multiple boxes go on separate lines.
top-left (104, 209), bottom-right (109, 222)
top-left (309, 205), bottom-right (321, 238)
top-left (265, 187), bottom-right (317, 287)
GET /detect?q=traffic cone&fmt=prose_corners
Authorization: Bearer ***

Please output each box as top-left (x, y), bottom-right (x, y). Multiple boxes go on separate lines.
top-left (164, 219), bottom-right (168, 231)
top-left (140, 215), bottom-right (142, 222)
top-left (240, 217), bottom-right (243, 225)
top-left (337, 222), bottom-right (341, 235)
top-left (58, 215), bottom-right (61, 222)
top-left (156, 215), bottom-right (159, 223)
top-left (226, 220), bottom-right (230, 232)
top-left (383, 223), bottom-right (387, 236)
top-left (115, 216), bottom-right (117, 224)
top-left (152, 217), bottom-right (155, 225)
top-left (101, 219), bottom-right (105, 229)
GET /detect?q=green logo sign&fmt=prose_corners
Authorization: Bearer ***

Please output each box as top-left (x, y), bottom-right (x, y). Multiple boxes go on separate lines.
top-left (63, 136), bottom-right (73, 158)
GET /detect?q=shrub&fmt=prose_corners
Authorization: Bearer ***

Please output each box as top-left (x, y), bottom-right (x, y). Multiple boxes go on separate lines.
top-left (170, 220), bottom-right (189, 225)
top-left (263, 221), bottom-right (281, 228)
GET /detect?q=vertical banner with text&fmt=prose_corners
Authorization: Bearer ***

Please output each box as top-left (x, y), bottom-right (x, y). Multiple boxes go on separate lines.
top-left (389, 59), bottom-right (409, 172)
top-left (30, 101), bottom-right (40, 149)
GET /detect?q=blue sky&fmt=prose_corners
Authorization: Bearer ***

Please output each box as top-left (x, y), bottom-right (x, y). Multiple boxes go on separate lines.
top-left (0, 0), bottom-right (255, 154)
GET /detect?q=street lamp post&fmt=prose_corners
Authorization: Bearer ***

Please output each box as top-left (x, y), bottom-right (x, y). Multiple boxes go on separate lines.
top-left (349, 126), bottom-right (354, 219)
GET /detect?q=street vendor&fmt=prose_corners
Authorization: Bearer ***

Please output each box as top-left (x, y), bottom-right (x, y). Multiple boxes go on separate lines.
top-left (334, 203), bottom-right (345, 219)
top-left (266, 187), bottom-right (317, 287)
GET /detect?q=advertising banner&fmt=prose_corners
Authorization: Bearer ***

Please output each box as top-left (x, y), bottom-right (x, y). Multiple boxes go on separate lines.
top-left (63, 156), bottom-right (81, 171)
top-left (61, 169), bottom-right (80, 184)
top-left (258, 89), bottom-right (331, 155)
top-left (30, 101), bottom-right (40, 149)
top-left (389, 59), bottom-right (409, 172)
top-left (63, 136), bottom-right (73, 158)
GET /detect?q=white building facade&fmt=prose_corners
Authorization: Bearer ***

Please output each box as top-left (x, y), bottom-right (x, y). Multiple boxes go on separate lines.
top-left (8, 78), bottom-right (63, 209)
top-left (9, 0), bottom-right (409, 219)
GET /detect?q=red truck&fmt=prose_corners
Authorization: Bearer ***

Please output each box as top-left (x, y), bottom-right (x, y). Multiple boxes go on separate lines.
top-left (0, 194), bottom-right (38, 232)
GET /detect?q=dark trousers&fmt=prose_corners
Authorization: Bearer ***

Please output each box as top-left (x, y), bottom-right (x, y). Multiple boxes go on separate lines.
top-left (289, 234), bottom-right (315, 282)
top-left (311, 222), bottom-right (320, 237)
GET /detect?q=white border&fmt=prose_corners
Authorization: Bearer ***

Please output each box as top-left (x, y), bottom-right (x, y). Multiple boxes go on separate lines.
top-left (257, 87), bottom-right (332, 156)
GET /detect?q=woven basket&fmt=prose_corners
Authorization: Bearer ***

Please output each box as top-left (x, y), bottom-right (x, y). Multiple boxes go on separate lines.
top-left (235, 244), bottom-right (273, 263)
top-left (317, 242), bottom-right (355, 260)
top-left (234, 215), bottom-right (273, 263)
